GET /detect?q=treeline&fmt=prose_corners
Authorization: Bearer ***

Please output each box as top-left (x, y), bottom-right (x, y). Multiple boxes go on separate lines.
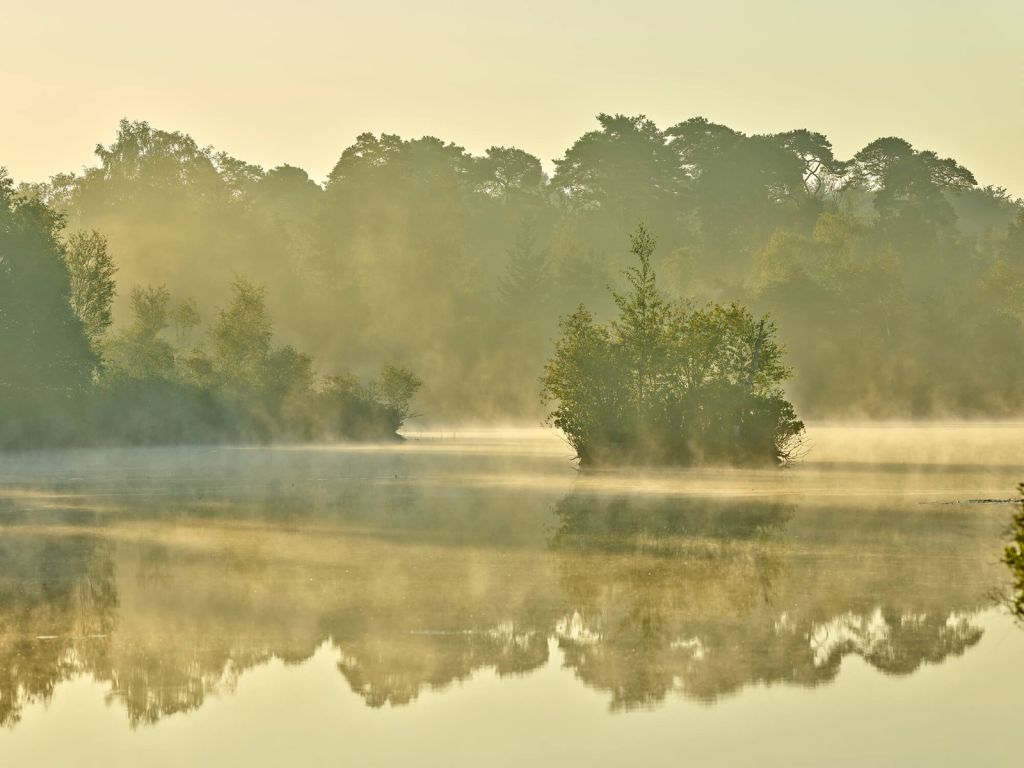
top-left (0, 173), bottom-right (419, 448)
top-left (14, 114), bottom-right (1024, 419)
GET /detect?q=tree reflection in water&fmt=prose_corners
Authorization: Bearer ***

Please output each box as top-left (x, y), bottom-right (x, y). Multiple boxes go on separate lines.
top-left (0, 483), bottom-right (1001, 723)
top-left (0, 534), bottom-right (117, 726)
top-left (550, 494), bottom-right (984, 709)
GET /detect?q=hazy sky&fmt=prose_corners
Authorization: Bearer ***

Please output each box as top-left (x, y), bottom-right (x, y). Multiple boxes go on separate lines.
top-left (2, 1), bottom-right (1023, 194)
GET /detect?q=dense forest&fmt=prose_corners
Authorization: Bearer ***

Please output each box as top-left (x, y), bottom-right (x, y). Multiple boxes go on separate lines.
top-left (6, 114), bottom-right (1024, 429)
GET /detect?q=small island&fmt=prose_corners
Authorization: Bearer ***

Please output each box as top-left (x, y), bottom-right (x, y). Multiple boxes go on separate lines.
top-left (541, 224), bottom-right (804, 467)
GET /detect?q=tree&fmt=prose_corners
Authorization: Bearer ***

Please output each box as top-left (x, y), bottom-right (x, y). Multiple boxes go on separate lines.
top-left (36, 119), bottom-right (280, 337)
top-left (850, 137), bottom-right (916, 189)
top-left (541, 224), bottom-right (803, 466)
top-left (771, 129), bottom-right (847, 197)
top-left (210, 278), bottom-right (273, 392)
top-left (0, 170), bottom-right (95, 445)
top-left (372, 365), bottom-right (422, 424)
top-left (687, 134), bottom-right (811, 274)
top-left (552, 114), bottom-right (685, 236)
top-left (475, 147), bottom-right (545, 200)
top-left (540, 305), bottom-right (621, 461)
top-left (1005, 484), bottom-right (1024, 620)
top-left (851, 137), bottom-right (976, 236)
top-left (664, 116), bottom-right (743, 172)
top-left (104, 284), bottom-right (176, 380)
top-left (608, 224), bottom-right (673, 412)
top-left (63, 230), bottom-right (117, 349)
top-left (129, 284), bottom-right (172, 338)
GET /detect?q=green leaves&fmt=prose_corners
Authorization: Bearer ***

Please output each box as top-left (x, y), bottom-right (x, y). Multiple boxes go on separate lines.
top-left (63, 230), bottom-right (116, 348)
top-left (210, 278), bottom-right (273, 391)
top-left (0, 173), bottom-right (96, 445)
top-left (372, 365), bottom-right (422, 422)
top-left (541, 225), bottom-right (803, 466)
top-left (1004, 484), bottom-right (1024, 620)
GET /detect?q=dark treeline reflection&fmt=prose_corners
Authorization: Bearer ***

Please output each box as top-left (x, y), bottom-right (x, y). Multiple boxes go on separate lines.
top-left (0, 461), bottom-right (1002, 722)
top-left (8, 115), bottom-right (1024, 422)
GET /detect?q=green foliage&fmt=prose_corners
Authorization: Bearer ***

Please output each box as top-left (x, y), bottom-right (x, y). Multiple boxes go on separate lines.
top-left (542, 225), bottom-right (804, 466)
top-left (476, 147), bottom-right (545, 199)
top-left (210, 278), bottom-right (273, 392)
top-left (0, 176), bottom-right (421, 447)
top-left (317, 370), bottom-right (420, 440)
top-left (93, 279), bottom-right (422, 445)
top-left (104, 284), bottom-right (176, 380)
top-left (609, 225), bottom-right (673, 408)
top-left (751, 204), bottom-right (1024, 415)
top-left (1005, 484), bottom-right (1024, 621)
top-left (14, 113), bottom-right (1024, 421)
top-left (0, 170), bottom-right (95, 446)
top-left (553, 114), bottom-right (685, 243)
top-left (63, 230), bottom-right (117, 348)
top-left (372, 365), bottom-right (422, 423)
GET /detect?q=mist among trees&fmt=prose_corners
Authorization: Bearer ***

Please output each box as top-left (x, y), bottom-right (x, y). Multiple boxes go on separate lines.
top-left (3, 113), bottom-right (1024, 447)
top-left (0, 170), bottom-right (419, 447)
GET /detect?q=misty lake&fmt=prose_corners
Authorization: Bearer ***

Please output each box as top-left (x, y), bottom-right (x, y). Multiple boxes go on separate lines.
top-left (0, 423), bottom-right (1022, 766)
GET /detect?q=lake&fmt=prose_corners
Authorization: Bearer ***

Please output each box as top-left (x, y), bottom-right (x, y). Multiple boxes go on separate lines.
top-left (0, 423), bottom-right (1021, 766)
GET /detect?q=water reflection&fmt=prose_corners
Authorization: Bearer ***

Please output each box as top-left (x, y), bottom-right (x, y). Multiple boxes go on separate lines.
top-left (1005, 483), bottom-right (1024, 620)
top-left (0, 447), bottom-right (1009, 725)
top-left (0, 534), bottom-right (116, 725)
top-left (550, 494), bottom-right (984, 709)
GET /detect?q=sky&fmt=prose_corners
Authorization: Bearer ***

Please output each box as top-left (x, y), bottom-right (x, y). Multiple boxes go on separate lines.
top-left (2, 0), bottom-right (1023, 194)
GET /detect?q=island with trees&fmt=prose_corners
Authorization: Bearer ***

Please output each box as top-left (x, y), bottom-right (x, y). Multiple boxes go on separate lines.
top-left (541, 225), bottom-right (803, 466)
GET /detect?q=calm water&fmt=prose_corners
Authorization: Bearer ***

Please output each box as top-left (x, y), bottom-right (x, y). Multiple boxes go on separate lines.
top-left (0, 424), bottom-right (1021, 766)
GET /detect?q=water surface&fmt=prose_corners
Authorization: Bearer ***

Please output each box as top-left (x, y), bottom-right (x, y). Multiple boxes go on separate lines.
top-left (0, 424), bottom-right (1021, 766)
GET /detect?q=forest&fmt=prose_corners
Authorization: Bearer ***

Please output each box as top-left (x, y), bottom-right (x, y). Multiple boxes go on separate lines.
top-left (2, 113), bottom-right (1023, 445)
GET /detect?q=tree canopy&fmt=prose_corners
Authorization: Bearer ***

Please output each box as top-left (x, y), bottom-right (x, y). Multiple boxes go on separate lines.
top-left (9, 113), bottom-right (1024, 423)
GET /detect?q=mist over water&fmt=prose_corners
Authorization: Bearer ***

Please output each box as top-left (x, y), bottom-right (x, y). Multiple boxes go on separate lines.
top-left (0, 422), bottom-right (1020, 765)
top-left (3, 3), bottom-right (1024, 765)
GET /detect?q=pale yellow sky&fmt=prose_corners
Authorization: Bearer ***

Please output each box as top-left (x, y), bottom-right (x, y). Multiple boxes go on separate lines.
top-left (2, 1), bottom-right (1022, 194)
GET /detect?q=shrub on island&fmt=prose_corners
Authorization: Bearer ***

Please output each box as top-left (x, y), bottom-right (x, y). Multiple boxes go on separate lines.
top-left (541, 225), bottom-right (804, 467)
